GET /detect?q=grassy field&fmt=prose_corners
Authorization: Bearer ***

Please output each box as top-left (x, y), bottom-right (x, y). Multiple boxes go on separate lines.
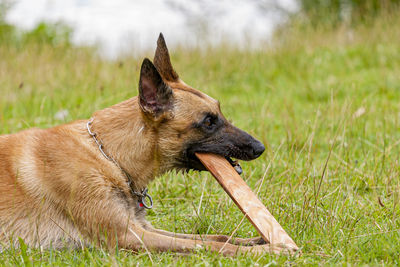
top-left (1, 13), bottom-right (400, 266)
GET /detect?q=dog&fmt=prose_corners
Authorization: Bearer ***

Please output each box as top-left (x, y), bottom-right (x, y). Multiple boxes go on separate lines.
top-left (0, 33), bottom-right (285, 256)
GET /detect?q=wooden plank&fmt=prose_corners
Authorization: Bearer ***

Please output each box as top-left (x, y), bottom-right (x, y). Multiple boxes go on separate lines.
top-left (195, 152), bottom-right (299, 251)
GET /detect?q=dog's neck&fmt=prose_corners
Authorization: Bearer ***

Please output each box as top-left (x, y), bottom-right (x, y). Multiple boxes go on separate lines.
top-left (90, 97), bottom-right (163, 189)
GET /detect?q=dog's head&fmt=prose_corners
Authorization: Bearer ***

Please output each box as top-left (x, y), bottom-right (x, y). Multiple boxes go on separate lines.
top-left (138, 33), bottom-right (265, 172)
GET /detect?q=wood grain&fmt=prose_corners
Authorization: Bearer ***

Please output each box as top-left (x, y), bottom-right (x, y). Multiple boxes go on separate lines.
top-left (195, 152), bottom-right (299, 251)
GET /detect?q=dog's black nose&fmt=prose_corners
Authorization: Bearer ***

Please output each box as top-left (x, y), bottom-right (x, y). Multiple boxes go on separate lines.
top-left (252, 141), bottom-right (265, 158)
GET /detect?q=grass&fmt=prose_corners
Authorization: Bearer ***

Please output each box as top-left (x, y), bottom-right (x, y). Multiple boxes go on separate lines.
top-left (1, 13), bottom-right (400, 266)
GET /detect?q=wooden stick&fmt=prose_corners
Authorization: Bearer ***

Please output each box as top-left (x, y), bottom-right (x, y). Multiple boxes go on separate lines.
top-left (195, 153), bottom-right (299, 252)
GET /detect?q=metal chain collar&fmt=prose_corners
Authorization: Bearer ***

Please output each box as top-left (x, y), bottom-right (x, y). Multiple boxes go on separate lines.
top-left (86, 118), bottom-right (153, 209)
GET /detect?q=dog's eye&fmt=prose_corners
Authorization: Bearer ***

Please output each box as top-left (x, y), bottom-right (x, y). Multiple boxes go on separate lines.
top-left (203, 115), bottom-right (217, 129)
top-left (204, 117), bottom-right (213, 127)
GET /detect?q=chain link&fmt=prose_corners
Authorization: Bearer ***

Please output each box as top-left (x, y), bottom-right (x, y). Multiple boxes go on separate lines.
top-left (87, 118), bottom-right (153, 209)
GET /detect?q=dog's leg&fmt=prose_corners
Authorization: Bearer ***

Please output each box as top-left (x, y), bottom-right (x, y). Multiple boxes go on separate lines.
top-left (68, 204), bottom-right (280, 255)
top-left (65, 185), bottom-right (281, 255)
top-left (144, 225), bottom-right (266, 246)
top-left (120, 225), bottom-right (285, 256)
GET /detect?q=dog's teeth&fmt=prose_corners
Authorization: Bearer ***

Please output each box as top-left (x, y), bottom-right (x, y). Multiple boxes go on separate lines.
top-left (234, 165), bottom-right (243, 175)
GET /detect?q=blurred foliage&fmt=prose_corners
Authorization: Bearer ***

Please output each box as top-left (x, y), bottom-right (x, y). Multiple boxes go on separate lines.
top-left (0, 2), bottom-right (72, 48)
top-left (0, 1), bottom-right (14, 42)
top-left (296, 0), bottom-right (400, 27)
top-left (21, 22), bottom-right (72, 46)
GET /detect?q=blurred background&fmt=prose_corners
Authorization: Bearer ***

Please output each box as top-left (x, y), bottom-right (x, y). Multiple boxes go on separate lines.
top-left (1, 0), bottom-right (397, 58)
top-left (2, 0), bottom-right (298, 58)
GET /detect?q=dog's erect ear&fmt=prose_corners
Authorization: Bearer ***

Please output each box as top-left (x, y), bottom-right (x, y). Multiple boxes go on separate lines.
top-left (139, 58), bottom-right (174, 118)
top-left (153, 33), bottom-right (179, 82)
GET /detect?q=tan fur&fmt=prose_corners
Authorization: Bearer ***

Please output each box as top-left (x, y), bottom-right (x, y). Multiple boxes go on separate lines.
top-left (0, 35), bottom-right (283, 256)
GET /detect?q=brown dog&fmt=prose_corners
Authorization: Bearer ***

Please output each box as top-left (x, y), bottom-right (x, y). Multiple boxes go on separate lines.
top-left (0, 34), bottom-right (282, 256)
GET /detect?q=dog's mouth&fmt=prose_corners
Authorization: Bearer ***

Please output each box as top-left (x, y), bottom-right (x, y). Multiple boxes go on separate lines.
top-left (180, 133), bottom-right (264, 175)
top-left (184, 150), bottom-right (243, 175)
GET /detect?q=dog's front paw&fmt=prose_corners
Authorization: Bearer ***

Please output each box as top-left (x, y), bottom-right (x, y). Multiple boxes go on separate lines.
top-left (244, 236), bottom-right (267, 246)
top-left (234, 236), bottom-right (267, 246)
top-left (246, 243), bottom-right (299, 256)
